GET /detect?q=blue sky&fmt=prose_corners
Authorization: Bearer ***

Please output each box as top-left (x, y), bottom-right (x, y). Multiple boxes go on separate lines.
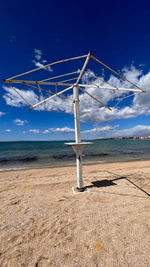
top-left (1, 0), bottom-right (150, 141)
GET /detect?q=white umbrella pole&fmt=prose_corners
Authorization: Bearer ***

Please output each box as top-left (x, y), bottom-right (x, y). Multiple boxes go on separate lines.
top-left (73, 85), bottom-right (83, 190)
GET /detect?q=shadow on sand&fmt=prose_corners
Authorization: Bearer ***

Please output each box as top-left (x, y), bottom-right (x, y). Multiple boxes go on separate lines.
top-left (86, 176), bottom-right (150, 197)
top-left (86, 179), bottom-right (117, 189)
top-left (113, 176), bottom-right (150, 197)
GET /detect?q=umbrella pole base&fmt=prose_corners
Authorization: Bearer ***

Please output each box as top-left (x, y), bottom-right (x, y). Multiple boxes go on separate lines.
top-left (72, 187), bottom-right (90, 194)
top-left (75, 187), bottom-right (85, 192)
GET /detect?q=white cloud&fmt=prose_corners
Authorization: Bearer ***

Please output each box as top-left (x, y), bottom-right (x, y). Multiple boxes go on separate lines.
top-left (33, 61), bottom-right (53, 72)
top-left (36, 124), bottom-right (150, 139)
top-left (34, 49), bottom-right (42, 60)
top-left (79, 65), bottom-right (150, 123)
top-left (112, 125), bottom-right (150, 138)
top-left (25, 124), bottom-right (150, 139)
top-left (122, 65), bottom-right (142, 84)
top-left (14, 119), bottom-right (28, 126)
top-left (32, 49), bottom-right (53, 72)
top-left (5, 129), bottom-right (11, 132)
top-left (29, 129), bottom-right (40, 134)
top-left (43, 127), bottom-right (75, 134)
top-left (32, 60), bottom-right (53, 72)
top-left (28, 127), bottom-right (75, 135)
top-left (3, 85), bottom-right (39, 107)
top-left (50, 127), bottom-right (75, 133)
top-left (33, 61), bottom-right (43, 68)
top-left (29, 127), bottom-right (74, 134)
top-left (82, 124), bottom-right (150, 139)
top-left (0, 112), bottom-right (5, 116)
top-left (82, 125), bottom-right (118, 134)
top-left (42, 129), bottom-right (50, 134)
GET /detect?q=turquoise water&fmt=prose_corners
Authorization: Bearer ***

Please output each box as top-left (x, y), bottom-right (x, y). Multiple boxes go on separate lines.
top-left (0, 139), bottom-right (150, 171)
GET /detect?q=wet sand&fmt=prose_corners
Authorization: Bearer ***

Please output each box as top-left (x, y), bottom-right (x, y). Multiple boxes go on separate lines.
top-left (0, 160), bottom-right (150, 266)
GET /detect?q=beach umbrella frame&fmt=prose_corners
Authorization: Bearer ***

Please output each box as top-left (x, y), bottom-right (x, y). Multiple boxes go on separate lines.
top-left (3, 52), bottom-right (146, 192)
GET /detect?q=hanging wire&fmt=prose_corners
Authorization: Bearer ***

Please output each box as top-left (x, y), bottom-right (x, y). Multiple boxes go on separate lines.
top-left (29, 84), bottom-right (73, 114)
top-left (27, 83), bottom-right (73, 102)
top-left (35, 100), bottom-right (73, 114)
top-left (39, 70), bottom-right (80, 82)
top-left (113, 91), bottom-right (142, 108)
top-left (79, 86), bottom-right (111, 110)
top-left (38, 84), bottom-right (44, 98)
top-left (8, 83), bottom-right (32, 106)
top-left (7, 55), bottom-right (87, 81)
top-left (35, 94), bottom-right (73, 115)
top-left (55, 84), bottom-right (57, 94)
top-left (91, 55), bottom-right (146, 93)
top-left (82, 68), bottom-right (144, 109)
top-left (9, 81), bottom-right (73, 114)
top-left (8, 83), bottom-right (46, 112)
top-left (83, 71), bottom-right (141, 108)
top-left (83, 70), bottom-right (119, 91)
top-left (26, 83), bottom-right (74, 114)
top-left (58, 77), bottom-right (78, 83)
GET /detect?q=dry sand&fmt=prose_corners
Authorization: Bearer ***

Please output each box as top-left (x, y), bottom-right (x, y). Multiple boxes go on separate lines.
top-left (0, 160), bottom-right (150, 267)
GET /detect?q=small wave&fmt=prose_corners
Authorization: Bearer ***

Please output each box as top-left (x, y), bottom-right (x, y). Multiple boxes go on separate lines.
top-left (0, 160), bottom-right (106, 172)
top-left (52, 154), bottom-right (75, 159)
top-left (0, 167), bottom-right (31, 172)
top-left (85, 153), bottom-right (110, 157)
top-left (0, 156), bottom-right (38, 165)
top-left (52, 153), bottom-right (110, 159)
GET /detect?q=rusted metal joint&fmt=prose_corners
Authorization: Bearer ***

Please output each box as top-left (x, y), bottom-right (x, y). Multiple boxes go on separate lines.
top-left (73, 99), bottom-right (80, 103)
top-left (3, 79), bottom-right (11, 83)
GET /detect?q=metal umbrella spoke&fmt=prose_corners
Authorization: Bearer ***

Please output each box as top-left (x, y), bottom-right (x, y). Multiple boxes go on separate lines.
top-left (79, 86), bottom-right (112, 111)
top-left (28, 85), bottom-right (73, 110)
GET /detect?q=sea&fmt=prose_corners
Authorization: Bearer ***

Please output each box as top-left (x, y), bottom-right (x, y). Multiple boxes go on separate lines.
top-left (0, 139), bottom-right (150, 172)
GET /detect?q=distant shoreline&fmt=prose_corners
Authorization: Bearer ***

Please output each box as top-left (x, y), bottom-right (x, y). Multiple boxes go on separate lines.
top-left (105, 136), bottom-right (150, 140)
top-left (0, 136), bottom-right (150, 142)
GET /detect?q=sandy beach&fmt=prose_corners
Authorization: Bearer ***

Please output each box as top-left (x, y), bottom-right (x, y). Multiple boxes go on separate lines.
top-left (0, 160), bottom-right (150, 266)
